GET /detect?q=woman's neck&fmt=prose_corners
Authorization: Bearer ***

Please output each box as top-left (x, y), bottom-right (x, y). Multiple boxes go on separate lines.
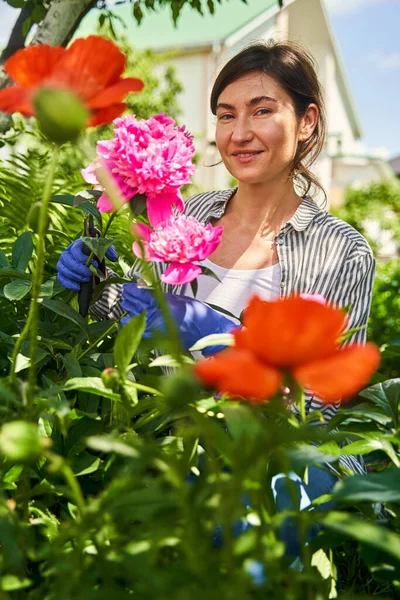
top-left (227, 180), bottom-right (302, 234)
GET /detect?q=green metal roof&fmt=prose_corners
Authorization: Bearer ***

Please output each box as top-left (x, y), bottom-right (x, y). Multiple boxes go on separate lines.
top-left (78, 0), bottom-right (279, 50)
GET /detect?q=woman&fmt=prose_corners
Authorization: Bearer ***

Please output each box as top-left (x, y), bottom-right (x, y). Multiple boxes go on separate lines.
top-left (57, 41), bottom-right (375, 555)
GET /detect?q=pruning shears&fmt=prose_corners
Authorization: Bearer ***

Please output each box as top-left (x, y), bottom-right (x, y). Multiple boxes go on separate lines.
top-left (78, 214), bottom-right (106, 317)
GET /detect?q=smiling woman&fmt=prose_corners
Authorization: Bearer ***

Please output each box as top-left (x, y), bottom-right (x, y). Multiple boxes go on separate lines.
top-left (56, 41), bottom-right (376, 557)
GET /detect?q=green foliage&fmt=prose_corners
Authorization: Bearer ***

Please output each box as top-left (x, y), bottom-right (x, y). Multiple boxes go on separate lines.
top-left (331, 181), bottom-right (400, 256)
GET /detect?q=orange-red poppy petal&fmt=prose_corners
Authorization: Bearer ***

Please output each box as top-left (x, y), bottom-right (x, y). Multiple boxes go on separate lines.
top-left (5, 45), bottom-right (65, 87)
top-left (87, 103), bottom-right (128, 127)
top-left (194, 348), bottom-right (282, 402)
top-left (87, 77), bottom-right (144, 109)
top-left (235, 295), bottom-right (347, 368)
top-left (0, 86), bottom-right (33, 115)
top-left (52, 36), bottom-right (127, 101)
top-left (292, 342), bottom-right (380, 403)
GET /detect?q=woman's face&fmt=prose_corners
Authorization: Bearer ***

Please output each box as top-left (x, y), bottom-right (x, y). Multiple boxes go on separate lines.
top-left (215, 71), bottom-right (316, 186)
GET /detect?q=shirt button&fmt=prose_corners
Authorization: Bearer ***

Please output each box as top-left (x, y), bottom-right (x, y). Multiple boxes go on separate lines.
top-left (280, 282), bottom-right (285, 288)
top-left (276, 237), bottom-right (284, 245)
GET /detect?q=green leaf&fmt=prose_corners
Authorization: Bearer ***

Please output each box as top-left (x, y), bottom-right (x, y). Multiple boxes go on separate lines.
top-left (87, 435), bottom-right (138, 457)
top-left (189, 332), bottom-right (234, 352)
top-left (114, 312), bottom-right (146, 377)
top-left (41, 298), bottom-right (89, 339)
top-left (81, 236), bottom-right (114, 261)
top-left (12, 231), bottom-right (33, 271)
top-left (51, 193), bottom-right (74, 206)
top-left (3, 279), bottom-right (31, 300)
top-left (149, 354), bottom-right (194, 368)
top-left (0, 268), bottom-right (31, 281)
top-left (320, 511), bottom-right (400, 561)
top-left (201, 265), bottom-right (221, 283)
top-left (61, 353), bottom-right (82, 378)
top-left (341, 435), bottom-right (400, 467)
top-left (63, 377), bottom-right (121, 402)
top-left (0, 249), bottom-right (9, 267)
top-left (1, 575), bottom-right (32, 591)
top-left (359, 378), bottom-right (400, 425)
top-left (71, 452), bottom-right (101, 476)
top-left (332, 468), bottom-right (400, 504)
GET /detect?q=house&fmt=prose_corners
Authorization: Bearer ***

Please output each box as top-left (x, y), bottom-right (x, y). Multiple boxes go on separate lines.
top-left (389, 154), bottom-right (400, 179)
top-left (79, 0), bottom-right (394, 206)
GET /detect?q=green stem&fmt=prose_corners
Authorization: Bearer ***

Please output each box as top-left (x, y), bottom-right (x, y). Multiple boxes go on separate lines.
top-left (76, 316), bottom-right (122, 360)
top-left (27, 147), bottom-right (60, 402)
top-left (60, 462), bottom-right (86, 516)
top-left (9, 147), bottom-right (60, 401)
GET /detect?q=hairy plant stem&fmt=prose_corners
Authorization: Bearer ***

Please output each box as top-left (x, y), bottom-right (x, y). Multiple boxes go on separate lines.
top-left (9, 147), bottom-right (60, 404)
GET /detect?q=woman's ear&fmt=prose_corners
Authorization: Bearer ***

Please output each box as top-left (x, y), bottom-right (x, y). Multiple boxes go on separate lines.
top-left (298, 103), bottom-right (319, 142)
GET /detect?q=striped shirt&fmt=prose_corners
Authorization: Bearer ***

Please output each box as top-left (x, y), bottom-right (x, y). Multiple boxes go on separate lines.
top-left (91, 188), bottom-right (376, 474)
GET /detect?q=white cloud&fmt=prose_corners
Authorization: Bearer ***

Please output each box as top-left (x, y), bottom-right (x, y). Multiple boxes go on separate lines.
top-left (324, 0), bottom-right (398, 14)
top-left (368, 49), bottom-right (400, 70)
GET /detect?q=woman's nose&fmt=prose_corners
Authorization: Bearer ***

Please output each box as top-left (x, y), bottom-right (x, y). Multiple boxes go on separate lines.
top-left (231, 116), bottom-right (253, 143)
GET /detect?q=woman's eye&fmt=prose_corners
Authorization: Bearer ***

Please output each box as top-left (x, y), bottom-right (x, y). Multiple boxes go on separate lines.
top-left (255, 108), bottom-right (272, 116)
top-left (218, 113), bottom-right (234, 121)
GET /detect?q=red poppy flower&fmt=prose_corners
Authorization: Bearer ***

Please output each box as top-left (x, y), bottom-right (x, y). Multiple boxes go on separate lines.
top-left (194, 295), bottom-right (380, 404)
top-left (0, 36), bottom-right (144, 127)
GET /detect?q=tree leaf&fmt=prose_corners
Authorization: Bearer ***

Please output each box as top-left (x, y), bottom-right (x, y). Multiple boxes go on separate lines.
top-left (114, 312), bottom-right (146, 377)
top-left (11, 231), bottom-right (33, 271)
top-left (41, 298), bottom-right (89, 339)
top-left (3, 279), bottom-right (31, 301)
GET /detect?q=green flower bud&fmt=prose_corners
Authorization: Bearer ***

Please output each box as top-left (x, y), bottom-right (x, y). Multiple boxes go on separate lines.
top-left (101, 368), bottom-right (121, 391)
top-left (0, 421), bottom-right (42, 463)
top-left (162, 369), bottom-right (202, 409)
top-left (27, 201), bottom-right (50, 233)
top-left (33, 87), bottom-right (88, 144)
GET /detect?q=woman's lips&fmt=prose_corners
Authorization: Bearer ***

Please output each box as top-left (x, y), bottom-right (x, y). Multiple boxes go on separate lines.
top-left (231, 151), bottom-right (263, 164)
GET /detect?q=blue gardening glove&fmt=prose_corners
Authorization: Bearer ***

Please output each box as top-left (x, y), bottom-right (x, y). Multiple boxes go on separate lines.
top-left (56, 239), bottom-right (118, 292)
top-left (121, 282), bottom-right (236, 355)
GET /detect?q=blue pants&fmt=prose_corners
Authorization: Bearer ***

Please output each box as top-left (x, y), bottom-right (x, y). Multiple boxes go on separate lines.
top-left (271, 466), bottom-right (337, 557)
top-left (211, 466), bottom-right (337, 554)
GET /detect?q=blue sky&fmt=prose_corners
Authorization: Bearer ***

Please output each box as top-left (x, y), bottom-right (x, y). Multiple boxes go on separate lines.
top-left (324, 0), bottom-right (400, 158)
top-left (0, 0), bottom-right (399, 157)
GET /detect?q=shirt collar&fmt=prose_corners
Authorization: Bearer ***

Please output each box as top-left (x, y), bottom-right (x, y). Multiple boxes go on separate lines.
top-left (207, 188), bottom-right (322, 232)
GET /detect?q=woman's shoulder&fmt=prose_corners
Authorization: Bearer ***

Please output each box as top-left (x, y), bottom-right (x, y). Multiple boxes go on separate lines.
top-left (184, 188), bottom-right (236, 219)
top-left (314, 208), bottom-right (374, 257)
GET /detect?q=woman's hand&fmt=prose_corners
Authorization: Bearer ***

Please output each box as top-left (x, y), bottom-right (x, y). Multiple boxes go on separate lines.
top-left (121, 282), bottom-right (235, 355)
top-left (56, 239), bottom-right (118, 291)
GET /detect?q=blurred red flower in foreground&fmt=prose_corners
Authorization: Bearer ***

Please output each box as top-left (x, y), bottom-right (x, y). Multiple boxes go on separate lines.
top-left (0, 36), bottom-right (144, 127)
top-left (194, 295), bottom-right (380, 404)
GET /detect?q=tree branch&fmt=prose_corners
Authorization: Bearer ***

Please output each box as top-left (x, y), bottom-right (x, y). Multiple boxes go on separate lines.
top-left (31, 0), bottom-right (99, 47)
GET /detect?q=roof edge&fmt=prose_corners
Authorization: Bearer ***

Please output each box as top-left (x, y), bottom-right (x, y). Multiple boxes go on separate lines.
top-left (319, 0), bottom-right (363, 139)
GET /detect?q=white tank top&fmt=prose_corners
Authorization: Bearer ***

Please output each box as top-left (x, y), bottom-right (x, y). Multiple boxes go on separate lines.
top-left (184, 258), bottom-right (282, 325)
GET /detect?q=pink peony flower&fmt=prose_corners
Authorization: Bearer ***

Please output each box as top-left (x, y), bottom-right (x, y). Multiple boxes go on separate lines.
top-left (132, 215), bottom-right (224, 285)
top-left (81, 113), bottom-right (196, 225)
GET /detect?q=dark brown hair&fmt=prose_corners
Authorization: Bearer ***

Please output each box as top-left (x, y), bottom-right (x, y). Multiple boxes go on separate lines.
top-left (210, 41), bottom-right (327, 201)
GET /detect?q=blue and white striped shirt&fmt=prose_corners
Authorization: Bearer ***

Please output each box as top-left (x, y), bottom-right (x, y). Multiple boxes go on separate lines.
top-left (91, 188), bottom-right (376, 473)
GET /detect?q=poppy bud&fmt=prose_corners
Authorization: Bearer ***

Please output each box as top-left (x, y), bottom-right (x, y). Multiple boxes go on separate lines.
top-left (101, 368), bottom-right (121, 391)
top-left (27, 201), bottom-right (50, 233)
top-left (0, 421), bottom-right (42, 463)
top-left (33, 88), bottom-right (88, 144)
